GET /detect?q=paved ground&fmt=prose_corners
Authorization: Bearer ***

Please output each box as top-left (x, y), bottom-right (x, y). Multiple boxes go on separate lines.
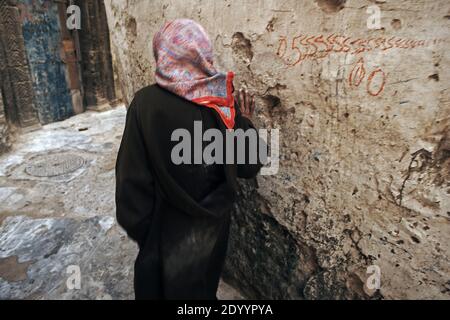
top-left (0, 105), bottom-right (243, 300)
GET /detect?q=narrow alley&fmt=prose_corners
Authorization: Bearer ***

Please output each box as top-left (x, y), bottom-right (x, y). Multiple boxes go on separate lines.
top-left (0, 105), bottom-right (242, 300)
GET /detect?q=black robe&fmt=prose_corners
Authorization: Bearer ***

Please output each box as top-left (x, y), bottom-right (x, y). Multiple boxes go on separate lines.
top-left (115, 84), bottom-right (262, 300)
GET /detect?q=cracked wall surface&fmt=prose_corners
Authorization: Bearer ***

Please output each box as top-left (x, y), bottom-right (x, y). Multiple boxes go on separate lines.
top-left (103, 0), bottom-right (450, 299)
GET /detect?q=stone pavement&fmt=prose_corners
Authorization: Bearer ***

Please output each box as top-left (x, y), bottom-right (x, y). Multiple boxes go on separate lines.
top-left (0, 105), bottom-right (243, 300)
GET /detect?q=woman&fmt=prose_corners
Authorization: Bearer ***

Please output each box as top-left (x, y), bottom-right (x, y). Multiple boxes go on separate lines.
top-left (115, 19), bottom-right (263, 300)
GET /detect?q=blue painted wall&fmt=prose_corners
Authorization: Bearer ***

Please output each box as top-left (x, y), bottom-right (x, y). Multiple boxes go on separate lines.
top-left (19, 0), bottom-right (73, 124)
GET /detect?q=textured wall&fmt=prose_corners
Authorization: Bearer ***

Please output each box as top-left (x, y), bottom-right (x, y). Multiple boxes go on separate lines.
top-left (0, 15), bottom-right (11, 154)
top-left (76, 0), bottom-right (117, 109)
top-left (0, 90), bottom-right (11, 155)
top-left (104, 0), bottom-right (450, 299)
top-left (0, 0), bottom-right (40, 128)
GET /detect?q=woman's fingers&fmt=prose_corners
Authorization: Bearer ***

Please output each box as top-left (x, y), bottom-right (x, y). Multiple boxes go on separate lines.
top-left (237, 88), bottom-right (256, 118)
top-left (243, 89), bottom-right (249, 115)
top-left (239, 89), bottom-right (246, 113)
top-left (244, 90), bottom-right (249, 112)
top-left (242, 90), bottom-right (250, 115)
top-left (250, 95), bottom-right (256, 115)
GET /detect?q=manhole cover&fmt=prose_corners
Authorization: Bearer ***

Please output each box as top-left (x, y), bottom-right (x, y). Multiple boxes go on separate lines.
top-left (25, 153), bottom-right (85, 177)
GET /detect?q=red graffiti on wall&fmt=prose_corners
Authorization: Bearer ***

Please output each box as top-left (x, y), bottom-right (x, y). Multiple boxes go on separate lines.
top-left (367, 68), bottom-right (386, 97)
top-left (349, 58), bottom-right (365, 87)
top-left (275, 34), bottom-right (442, 97)
top-left (276, 34), bottom-right (446, 66)
top-left (348, 58), bottom-right (386, 97)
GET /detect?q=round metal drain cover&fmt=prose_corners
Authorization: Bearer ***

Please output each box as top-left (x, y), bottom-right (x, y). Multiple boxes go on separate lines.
top-left (25, 153), bottom-right (85, 177)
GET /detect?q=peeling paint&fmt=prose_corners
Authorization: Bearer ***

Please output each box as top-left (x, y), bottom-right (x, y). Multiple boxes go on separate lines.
top-left (20, 0), bottom-right (73, 124)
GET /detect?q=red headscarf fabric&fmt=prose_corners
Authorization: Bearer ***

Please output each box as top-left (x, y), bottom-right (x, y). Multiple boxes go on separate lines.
top-left (153, 19), bottom-right (236, 129)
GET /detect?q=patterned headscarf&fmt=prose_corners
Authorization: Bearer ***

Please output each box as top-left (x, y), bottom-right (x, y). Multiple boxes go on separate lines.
top-left (153, 19), bottom-right (236, 129)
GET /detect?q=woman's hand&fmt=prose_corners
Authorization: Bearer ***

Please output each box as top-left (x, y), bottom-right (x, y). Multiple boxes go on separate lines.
top-left (237, 89), bottom-right (256, 119)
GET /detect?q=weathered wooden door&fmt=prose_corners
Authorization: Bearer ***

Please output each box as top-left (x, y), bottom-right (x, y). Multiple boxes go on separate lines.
top-left (20, 0), bottom-right (73, 124)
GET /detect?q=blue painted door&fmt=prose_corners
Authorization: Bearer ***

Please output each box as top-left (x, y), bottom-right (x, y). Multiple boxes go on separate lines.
top-left (19, 0), bottom-right (73, 124)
